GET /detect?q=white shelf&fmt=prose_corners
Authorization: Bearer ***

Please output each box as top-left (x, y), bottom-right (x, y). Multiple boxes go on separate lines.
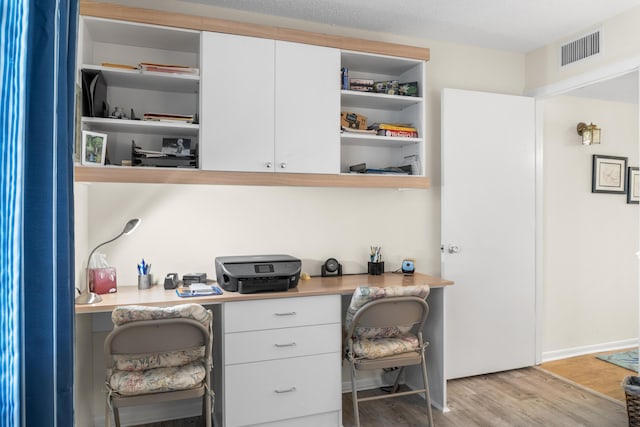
top-left (340, 132), bottom-right (422, 147)
top-left (341, 50), bottom-right (422, 75)
top-left (82, 65), bottom-right (199, 93)
top-left (341, 90), bottom-right (422, 110)
top-left (81, 117), bottom-right (199, 136)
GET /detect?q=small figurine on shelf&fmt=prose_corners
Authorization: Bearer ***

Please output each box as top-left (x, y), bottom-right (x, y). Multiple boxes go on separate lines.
top-left (111, 106), bottom-right (127, 119)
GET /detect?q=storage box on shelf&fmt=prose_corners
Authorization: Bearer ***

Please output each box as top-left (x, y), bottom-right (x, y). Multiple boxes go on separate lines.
top-left (77, 16), bottom-right (200, 167)
top-left (340, 50), bottom-right (425, 177)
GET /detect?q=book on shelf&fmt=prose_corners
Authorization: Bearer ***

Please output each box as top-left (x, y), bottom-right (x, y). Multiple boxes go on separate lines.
top-left (101, 62), bottom-right (138, 70)
top-left (377, 129), bottom-right (418, 138)
top-left (341, 126), bottom-right (377, 134)
top-left (139, 62), bottom-right (199, 76)
top-left (368, 122), bottom-right (416, 132)
top-left (143, 112), bottom-right (194, 123)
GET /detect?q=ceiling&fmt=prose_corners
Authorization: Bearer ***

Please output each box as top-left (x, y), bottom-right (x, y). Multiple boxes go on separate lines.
top-left (185, 0), bottom-right (640, 53)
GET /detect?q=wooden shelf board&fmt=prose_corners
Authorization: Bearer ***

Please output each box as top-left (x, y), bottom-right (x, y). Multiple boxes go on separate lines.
top-left (80, 1), bottom-right (429, 61)
top-left (341, 90), bottom-right (422, 110)
top-left (74, 166), bottom-right (430, 189)
top-left (81, 117), bottom-right (199, 136)
top-left (341, 133), bottom-right (422, 147)
top-left (82, 64), bottom-right (199, 93)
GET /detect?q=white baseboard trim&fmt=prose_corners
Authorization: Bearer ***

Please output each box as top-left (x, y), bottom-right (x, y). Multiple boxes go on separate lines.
top-left (541, 338), bottom-right (638, 363)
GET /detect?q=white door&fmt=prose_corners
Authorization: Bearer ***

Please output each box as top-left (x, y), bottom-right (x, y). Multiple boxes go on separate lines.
top-left (274, 41), bottom-right (340, 174)
top-left (200, 32), bottom-right (275, 172)
top-left (442, 88), bottom-right (536, 379)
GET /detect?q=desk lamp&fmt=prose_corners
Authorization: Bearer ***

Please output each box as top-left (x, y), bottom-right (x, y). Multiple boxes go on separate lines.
top-left (75, 218), bottom-right (141, 305)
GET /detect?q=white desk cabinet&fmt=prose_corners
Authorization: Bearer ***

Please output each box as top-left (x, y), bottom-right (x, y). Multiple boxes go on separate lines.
top-left (217, 295), bottom-right (342, 427)
top-left (200, 32), bottom-right (339, 174)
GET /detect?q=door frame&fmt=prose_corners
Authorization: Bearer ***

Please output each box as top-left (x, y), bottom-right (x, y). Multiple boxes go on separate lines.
top-left (526, 56), bottom-right (640, 364)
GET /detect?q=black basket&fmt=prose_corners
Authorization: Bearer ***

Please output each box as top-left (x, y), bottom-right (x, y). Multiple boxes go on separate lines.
top-left (623, 376), bottom-right (640, 426)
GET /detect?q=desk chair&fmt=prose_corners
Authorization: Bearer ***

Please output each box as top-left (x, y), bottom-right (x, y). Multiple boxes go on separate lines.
top-left (104, 304), bottom-right (213, 427)
top-left (345, 286), bottom-right (433, 427)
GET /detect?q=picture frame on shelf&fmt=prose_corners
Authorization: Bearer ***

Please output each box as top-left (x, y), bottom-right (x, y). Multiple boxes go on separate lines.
top-left (81, 130), bottom-right (107, 166)
top-left (627, 167), bottom-right (639, 204)
top-left (592, 154), bottom-right (627, 194)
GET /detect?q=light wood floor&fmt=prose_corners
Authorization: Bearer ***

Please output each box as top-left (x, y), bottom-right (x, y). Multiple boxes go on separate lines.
top-left (134, 366), bottom-right (628, 427)
top-left (539, 348), bottom-right (635, 402)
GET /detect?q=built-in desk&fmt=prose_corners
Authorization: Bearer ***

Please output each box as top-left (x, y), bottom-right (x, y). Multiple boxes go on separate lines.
top-left (76, 273), bottom-right (453, 426)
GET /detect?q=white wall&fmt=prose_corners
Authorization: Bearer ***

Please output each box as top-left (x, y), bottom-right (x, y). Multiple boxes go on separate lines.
top-left (526, 6), bottom-right (640, 92)
top-left (542, 95), bottom-right (638, 359)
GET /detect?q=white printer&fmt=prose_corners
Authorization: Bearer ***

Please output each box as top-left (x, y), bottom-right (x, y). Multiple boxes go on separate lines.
top-left (214, 255), bottom-right (301, 294)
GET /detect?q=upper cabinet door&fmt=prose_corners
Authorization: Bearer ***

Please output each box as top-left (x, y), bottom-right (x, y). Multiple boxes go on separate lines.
top-left (200, 32), bottom-right (275, 172)
top-left (275, 42), bottom-right (340, 174)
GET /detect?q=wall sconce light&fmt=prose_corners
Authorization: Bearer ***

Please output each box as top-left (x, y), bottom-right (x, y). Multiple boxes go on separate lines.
top-left (577, 122), bottom-right (601, 145)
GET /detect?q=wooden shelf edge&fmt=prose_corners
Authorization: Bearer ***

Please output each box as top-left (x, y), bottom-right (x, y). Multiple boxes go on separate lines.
top-left (74, 166), bottom-right (430, 189)
top-left (79, 1), bottom-right (429, 61)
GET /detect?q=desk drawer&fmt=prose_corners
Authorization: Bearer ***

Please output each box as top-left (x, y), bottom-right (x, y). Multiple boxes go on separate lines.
top-left (225, 323), bottom-right (341, 365)
top-left (224, 353), bottom-right (341, 427)
top-left (224, 295), bottom-right (339, 333)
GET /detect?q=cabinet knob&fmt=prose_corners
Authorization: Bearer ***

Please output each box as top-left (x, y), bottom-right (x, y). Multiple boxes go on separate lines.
top-left (280, 162), bottom-right (286, 169)
top-left (265, 162), bottom-right (272, 169)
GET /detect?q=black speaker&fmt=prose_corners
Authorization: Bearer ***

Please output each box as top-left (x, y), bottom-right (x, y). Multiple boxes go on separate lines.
top-left (321, 258), bottom-right (342, 277)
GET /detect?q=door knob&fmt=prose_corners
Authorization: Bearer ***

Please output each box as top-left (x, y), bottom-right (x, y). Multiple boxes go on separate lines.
top-left (280, 162), bottom-right (287, 169)
top-left (265, 162), bottom-right (272, 168)
top-left (447, 244), bottom-right (460, 254)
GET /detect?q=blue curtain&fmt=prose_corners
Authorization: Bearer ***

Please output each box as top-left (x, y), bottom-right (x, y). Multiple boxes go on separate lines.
top-left (1, 0), bottom-right (77, 424)
top-left (0, 1), bottom-right (28, 425)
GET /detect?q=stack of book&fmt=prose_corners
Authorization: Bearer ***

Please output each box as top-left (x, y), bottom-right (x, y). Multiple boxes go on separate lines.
top-left (349, 78), bottom-right (374, 92)
top-left (143, 112), bottom-right (194, 123)
top-left (368, 123), bottom-right (418, 138)
top-left (139, 62), bottom-right (199, 76)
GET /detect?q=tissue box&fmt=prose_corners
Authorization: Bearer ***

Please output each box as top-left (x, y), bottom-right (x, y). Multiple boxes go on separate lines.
top-left (89, 267), bottom-right (117, 294)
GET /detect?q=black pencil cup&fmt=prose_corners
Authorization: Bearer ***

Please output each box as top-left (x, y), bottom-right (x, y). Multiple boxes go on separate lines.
top-left (368, 262), bottom-right (384, 275)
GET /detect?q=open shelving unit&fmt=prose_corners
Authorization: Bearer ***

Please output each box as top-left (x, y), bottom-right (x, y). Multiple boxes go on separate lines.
top-left (75, 7), bottom-right (430, 189)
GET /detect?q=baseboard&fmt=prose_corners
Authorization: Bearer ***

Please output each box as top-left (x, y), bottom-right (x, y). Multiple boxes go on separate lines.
top-left (541, 338), bottom-right (638, 363)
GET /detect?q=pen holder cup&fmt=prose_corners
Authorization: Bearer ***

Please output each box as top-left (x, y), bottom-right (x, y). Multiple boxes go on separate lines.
top-left (368, 262), bottom-right (384, 275)
top-left (138, 274), bottom-right (151, 290)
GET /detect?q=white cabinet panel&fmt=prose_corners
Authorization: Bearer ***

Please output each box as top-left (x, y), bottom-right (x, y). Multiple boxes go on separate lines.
top-left (224, 295), bottom-right (340, 333)
top-left (275, 41), bottom-right (340, 174)
top-left (224, 353), bottom-right (341, 427)
top-left (200, 32), bottom-right (275, 172)
top-left (225, 323), bottom-right (341, 364)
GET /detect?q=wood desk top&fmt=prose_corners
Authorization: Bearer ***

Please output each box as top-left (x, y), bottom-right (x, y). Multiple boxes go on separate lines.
top-left (75, 272), bottom-right (454, 314)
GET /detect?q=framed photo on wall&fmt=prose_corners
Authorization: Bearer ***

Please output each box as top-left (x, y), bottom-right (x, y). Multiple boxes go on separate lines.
top-left (627, 167), bottom-right (639, 204)
top-left (592, 154), bottom-right (627, 194)
top-left (81, 130), bottom-right (107, 166)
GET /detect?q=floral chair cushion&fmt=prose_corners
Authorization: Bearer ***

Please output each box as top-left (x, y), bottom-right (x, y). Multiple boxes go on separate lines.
top-left (108, 361), bottom-right (206, 396)
top-left (351, 333), bottom-right (420, 359)
top-left (113, 347), bottom-right (205, 371)
top-left (345, 285), bottom-right (430, 339)
top-left (112, 304), bottom-right (211, 328)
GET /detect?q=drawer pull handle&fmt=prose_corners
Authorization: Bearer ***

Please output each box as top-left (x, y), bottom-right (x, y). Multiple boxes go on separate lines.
top-left (274, 312), bottom-right (296, 316)
top-left (274, 342), bottom-right (297, 348)
top-left (274, 386), bottom-right (297, 394)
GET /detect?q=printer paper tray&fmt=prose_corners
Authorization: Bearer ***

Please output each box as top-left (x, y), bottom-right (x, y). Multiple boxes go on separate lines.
top-left (237, 277), bottom-right (290, 294)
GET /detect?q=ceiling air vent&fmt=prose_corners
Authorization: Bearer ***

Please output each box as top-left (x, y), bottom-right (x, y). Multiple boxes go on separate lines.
top-left (560, 30), bottom-right (601, 67)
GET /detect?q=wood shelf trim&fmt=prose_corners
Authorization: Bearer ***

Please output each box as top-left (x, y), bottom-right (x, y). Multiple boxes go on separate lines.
top-left (74, 166), bottom-right (430, 189)
top-left (79, 1), bottom-right (430, 61)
